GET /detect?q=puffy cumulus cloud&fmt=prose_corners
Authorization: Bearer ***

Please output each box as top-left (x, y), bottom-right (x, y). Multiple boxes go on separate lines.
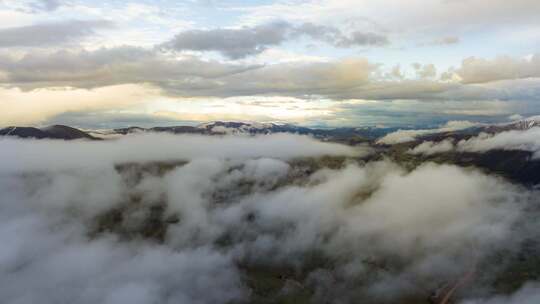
top-left (334, 163), bottom-right (522, 259)
top-left (377, 120), bottom-right (479, 144)
top-left (236, 161), bottom-right (523, 258)
top-left (455, 54), bottom-right (540, 84)
top-left (162, 21), bottom-right (388, 59)
top-left (413, 63), bottom-right (437, 79)
top-left (1, 46), bottom-right (539, 105)
top-left (162, 160), bottom-right (533, 303)
top-left (408, 138), bottom-right (455, 155)
top-left (0, 20), bottom-right (113, 47)
top-left (0, 198), bottom-right (245, 304)
top-left (0, 133), bottom-right (536, 303)
top-left (457, 127), bottom-right (540, 158)
top-left (389, 64), bottom-right (404, 79)
top-left (14, 167), bottom-right (125, 218)
top-left (0, 133), bottom-right (367, 172)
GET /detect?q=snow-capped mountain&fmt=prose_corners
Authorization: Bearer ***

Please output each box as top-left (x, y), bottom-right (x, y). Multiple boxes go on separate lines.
top-left (0, 125), bottom-right (98, 140)
top-left (492, 116), bottom-right (540, 132)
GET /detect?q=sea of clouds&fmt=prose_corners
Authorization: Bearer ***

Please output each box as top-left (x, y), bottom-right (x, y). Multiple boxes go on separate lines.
top-left (0, 133), bottom-right (538, 303)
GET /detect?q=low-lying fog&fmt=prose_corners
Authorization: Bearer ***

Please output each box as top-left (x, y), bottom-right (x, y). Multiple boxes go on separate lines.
top-left (0, 133), bottom-right (538, 304)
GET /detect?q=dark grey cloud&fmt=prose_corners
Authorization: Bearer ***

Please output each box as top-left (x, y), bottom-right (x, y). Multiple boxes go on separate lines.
top-left (293, 23), bottom-right (388, 47)
top-left (163, 22), bottom-right (389, 59)
top-left (334, 30), bottom-right (389, 47)
top-left (0, 20), bottom-right (113, 48)
top-left (162, 22), bottom-right (290, 59)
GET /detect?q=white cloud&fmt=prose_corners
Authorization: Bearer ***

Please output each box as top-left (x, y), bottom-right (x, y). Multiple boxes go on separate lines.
top-left (377, 120), bottom-right (478, 144)
top-left (0, 133), bottom-right (535, 302)
top-left (0, 133), bottom-right (367, 172)
top-left (408, 139), bottom-right (455, 155)
top-left (457, 127), bottom-right (540, 158)
top-left (508, 114), bottom-right (524, 121)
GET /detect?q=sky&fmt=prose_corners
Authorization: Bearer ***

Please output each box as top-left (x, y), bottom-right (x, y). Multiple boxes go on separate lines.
top-left (0, 0), bottom-right (539, 129)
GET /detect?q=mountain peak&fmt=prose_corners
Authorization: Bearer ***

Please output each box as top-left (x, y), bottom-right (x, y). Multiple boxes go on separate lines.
top-left (0, 125), bottom-right (97, 140)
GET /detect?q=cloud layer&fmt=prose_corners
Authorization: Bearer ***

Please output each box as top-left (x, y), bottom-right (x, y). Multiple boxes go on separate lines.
top-left (0, 133), bottom-right (367, 172)
top-left (0, 134), bottom-right (538, 303)
top-left (458, 127), bottom-right (540, 158)
top-left (403, 124), bottom-right (540, 158)
top-left (163, 22), bottom-right (388, 59)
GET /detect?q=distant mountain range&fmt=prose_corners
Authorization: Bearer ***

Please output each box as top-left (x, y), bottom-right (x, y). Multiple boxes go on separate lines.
top-left (0, 121), bottom-right (400, 143)
top-left (2, 118), bottom-right (540, 143)
top-left (384, 116), bottom-right (540, 186)
top-left (2, 119), bottom-right (540, 186)
top-left (410, 117), bottom-right (540, 143)
top-left (111, 121), bottom-right (402, 144)
top-left (2, 118), bottom-right (540, 146)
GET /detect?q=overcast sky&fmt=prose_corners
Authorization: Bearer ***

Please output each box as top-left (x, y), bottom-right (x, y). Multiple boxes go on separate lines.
top-left (0, 0), bottom-right (539, 128)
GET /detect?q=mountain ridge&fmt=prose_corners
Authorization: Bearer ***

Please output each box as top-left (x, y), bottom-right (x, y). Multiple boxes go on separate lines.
top-left (0, 125), bottom-right (99, 140)
top-left (2, 118), bottom-right (540, 142)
